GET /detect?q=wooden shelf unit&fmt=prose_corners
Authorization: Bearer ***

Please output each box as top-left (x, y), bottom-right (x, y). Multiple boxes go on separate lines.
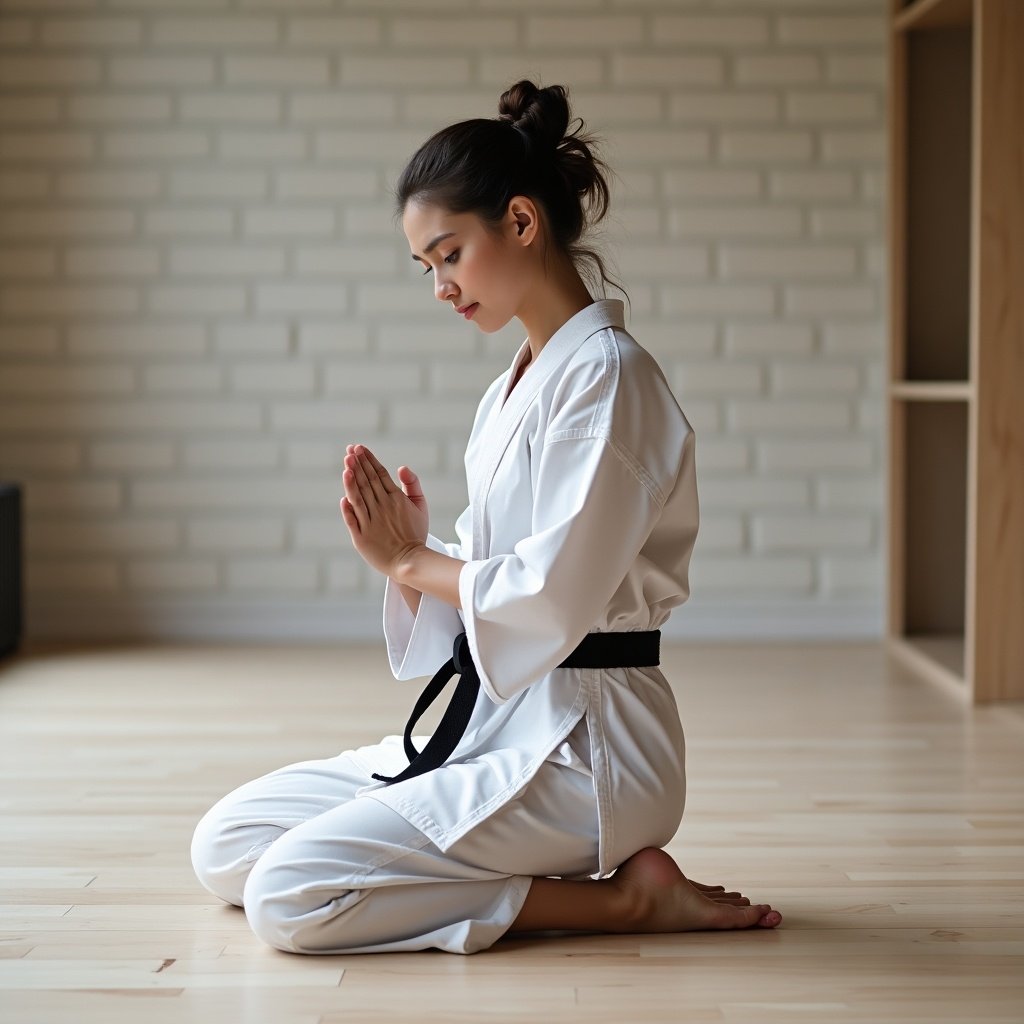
top-left (887, 0), bottom-right (1024, 702)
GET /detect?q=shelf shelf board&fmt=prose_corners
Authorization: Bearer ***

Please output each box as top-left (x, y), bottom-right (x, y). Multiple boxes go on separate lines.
top-left (895, 0), bottom-right (972, 32)
top-left (888, 634), bottom-right (966, 694)
top-left (889, 381), bottom-right (973, 401)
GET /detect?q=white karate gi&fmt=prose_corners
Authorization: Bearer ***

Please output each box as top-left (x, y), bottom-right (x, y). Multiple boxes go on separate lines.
top-left (190, 298), bottom-right (700, 955)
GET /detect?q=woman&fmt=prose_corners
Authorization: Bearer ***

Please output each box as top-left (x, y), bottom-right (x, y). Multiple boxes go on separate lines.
top-left (190, 80), bottom-right (782, 954)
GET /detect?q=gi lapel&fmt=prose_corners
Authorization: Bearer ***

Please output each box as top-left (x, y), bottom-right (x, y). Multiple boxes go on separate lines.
top-left (470, 299), bottom-right (626, 559)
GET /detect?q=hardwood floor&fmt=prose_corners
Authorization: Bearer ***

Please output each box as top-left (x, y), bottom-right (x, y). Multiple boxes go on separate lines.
top-left (0, 639), bottom-right (1021, 1023)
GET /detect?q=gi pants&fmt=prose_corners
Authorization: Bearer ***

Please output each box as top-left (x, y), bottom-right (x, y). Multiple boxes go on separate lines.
top-left (189, 717), bottom-right (601, 955)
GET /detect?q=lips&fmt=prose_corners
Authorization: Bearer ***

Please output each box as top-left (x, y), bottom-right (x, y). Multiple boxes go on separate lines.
top-left (457, 302), bottom-right (478, 318)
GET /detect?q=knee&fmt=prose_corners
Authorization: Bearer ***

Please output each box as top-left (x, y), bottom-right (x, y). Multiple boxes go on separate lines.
top-left (189, 808), bottom-right (239, 905)
top-left (240, 853), bottom-right (300, 952)
top-left (241, 842), bottom-right (369, 954)
top-left (190, 804), bottom-right (269, 908)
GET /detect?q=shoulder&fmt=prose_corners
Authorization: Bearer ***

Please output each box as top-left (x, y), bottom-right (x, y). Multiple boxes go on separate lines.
top-left (547, 325), bottom-right (694, 499)
top-left (550, 325), bottom-right (690, 438)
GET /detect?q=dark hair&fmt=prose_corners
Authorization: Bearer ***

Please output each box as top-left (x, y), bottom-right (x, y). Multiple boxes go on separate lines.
top-left (391, 79), bottom-right (629, 310)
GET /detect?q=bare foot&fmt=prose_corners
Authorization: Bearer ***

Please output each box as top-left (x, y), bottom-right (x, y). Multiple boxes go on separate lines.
top-left (610, 847), bottom-right (782, 931)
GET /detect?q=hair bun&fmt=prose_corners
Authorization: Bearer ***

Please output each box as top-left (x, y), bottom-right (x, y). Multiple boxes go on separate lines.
top-left (497, 80), bottom-right (570, 153)
top-left (394, 76), bottom-right (627, 307)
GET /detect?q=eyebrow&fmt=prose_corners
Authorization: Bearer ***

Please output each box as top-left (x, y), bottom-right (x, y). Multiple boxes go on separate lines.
top-left (410, 231), bottom-right (456, 261)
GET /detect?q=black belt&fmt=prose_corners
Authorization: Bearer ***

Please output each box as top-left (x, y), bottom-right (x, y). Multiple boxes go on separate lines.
top-left (371, 628), bottom-right (661, 786)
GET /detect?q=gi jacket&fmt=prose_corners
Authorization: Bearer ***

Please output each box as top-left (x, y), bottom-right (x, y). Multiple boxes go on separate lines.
top-left (353, 298), bottom-right (699, 878)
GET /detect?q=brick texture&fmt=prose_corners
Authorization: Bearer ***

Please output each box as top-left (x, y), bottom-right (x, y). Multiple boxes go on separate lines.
top-left (0, 0), bottom-right (886, 642)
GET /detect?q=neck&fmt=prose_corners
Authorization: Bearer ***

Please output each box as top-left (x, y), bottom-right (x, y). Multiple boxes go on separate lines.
top-left (518, 265), bottom-right (595, 365)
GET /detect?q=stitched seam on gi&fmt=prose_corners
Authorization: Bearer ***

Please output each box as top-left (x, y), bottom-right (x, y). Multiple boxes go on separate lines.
top-left (345, 827), bottom-right (435, 889)
top-left (587, 667), bottom-right (615, 876)
top-left (542, 430), bottom-right (665, 507)
top-left (606, 433), bottom-right (665, 506)
top-left (589, 328), bottom-right (615, 435)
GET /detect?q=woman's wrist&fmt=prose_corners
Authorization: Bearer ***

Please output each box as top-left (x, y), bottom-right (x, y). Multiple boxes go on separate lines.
top-left (393, 545), bottom-right (464, 611)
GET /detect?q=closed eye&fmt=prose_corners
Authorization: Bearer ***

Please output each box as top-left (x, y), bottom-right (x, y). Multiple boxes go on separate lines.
top-left (422, 250), bottom-right (459, 275)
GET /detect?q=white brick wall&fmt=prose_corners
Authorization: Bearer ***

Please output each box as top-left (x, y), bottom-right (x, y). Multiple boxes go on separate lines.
top-left (0, 0), bottom-right (887, 644)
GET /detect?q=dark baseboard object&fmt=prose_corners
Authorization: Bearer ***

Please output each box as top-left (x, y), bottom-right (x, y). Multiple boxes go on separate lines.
top-left (0, 483), bottom-right (22, 659)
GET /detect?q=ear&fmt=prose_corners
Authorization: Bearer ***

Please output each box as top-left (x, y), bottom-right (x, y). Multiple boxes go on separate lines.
top-left (507, 195), bottom-right (539, 246)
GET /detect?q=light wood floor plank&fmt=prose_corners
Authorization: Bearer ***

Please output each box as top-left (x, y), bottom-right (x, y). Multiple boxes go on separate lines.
top-left (0, 640), bottom-right (1021, 1022)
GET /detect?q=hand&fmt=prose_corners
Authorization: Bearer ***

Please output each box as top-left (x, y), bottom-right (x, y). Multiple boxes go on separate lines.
top-left (340, 444), bottom-right (428, 579)
top-left (345, 443), bottom-right (429, 538)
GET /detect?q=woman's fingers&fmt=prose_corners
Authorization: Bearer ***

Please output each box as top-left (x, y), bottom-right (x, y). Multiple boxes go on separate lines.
top-left (343, 457), bottom-right (370, 527)
top-left (349, 447), bottom-right (386, 507)
top-left (342, 472), bottom-right (365, 529)
top-left (398, 465), bottom-right (423, 500)
top-left (342, 443), bottom-right (399, 529)
top-left (339, 494), bottom-right (359, 533)
top-left (356, 445), bottom-right (397, 495)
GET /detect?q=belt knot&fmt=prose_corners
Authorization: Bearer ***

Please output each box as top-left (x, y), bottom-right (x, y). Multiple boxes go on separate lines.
top-left (452, 630), bottom-right (472, 674)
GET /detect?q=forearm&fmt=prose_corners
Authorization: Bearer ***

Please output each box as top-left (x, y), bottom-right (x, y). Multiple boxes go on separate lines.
top-left (394, 545), bottom-right (464, 611)
top-left (398, 580), bottom-right (421, 616)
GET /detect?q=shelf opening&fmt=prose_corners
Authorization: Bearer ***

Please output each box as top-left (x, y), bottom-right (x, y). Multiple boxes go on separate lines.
top-left (901, 23), bottom-right (973, 382)
top-left (901, 401), bottom-right (968, 679)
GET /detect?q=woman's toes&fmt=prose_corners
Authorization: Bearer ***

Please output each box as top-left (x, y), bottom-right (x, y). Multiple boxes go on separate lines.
top-left (700, 896), bottom-right (782, 930)
top-left (689, 880), bottom-right (726, 892)
top-left (738, 906), bottom-right (765, 928)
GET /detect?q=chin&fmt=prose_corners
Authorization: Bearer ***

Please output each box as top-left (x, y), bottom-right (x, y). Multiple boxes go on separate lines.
top-left (475, 308), bottom-right (514, 334)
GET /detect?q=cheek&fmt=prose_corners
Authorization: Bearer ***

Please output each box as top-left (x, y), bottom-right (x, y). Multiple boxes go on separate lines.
top-left (473, 259), bottom-right (507, 302)
top-left (469, 245), bottom-right (501, 280)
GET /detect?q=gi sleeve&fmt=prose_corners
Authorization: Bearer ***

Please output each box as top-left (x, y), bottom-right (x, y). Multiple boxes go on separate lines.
top-left (457, 432), bottom-right (667, 705)
top-left (382, 502), bottom-right (470, 680)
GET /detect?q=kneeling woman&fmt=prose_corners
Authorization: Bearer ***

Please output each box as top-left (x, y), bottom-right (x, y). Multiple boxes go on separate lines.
top-left (189, 79), bottom-right (782, 955)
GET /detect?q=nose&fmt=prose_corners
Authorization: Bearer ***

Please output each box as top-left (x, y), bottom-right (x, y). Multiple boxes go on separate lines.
top-left (434, 273), bottom-right (457, 303)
